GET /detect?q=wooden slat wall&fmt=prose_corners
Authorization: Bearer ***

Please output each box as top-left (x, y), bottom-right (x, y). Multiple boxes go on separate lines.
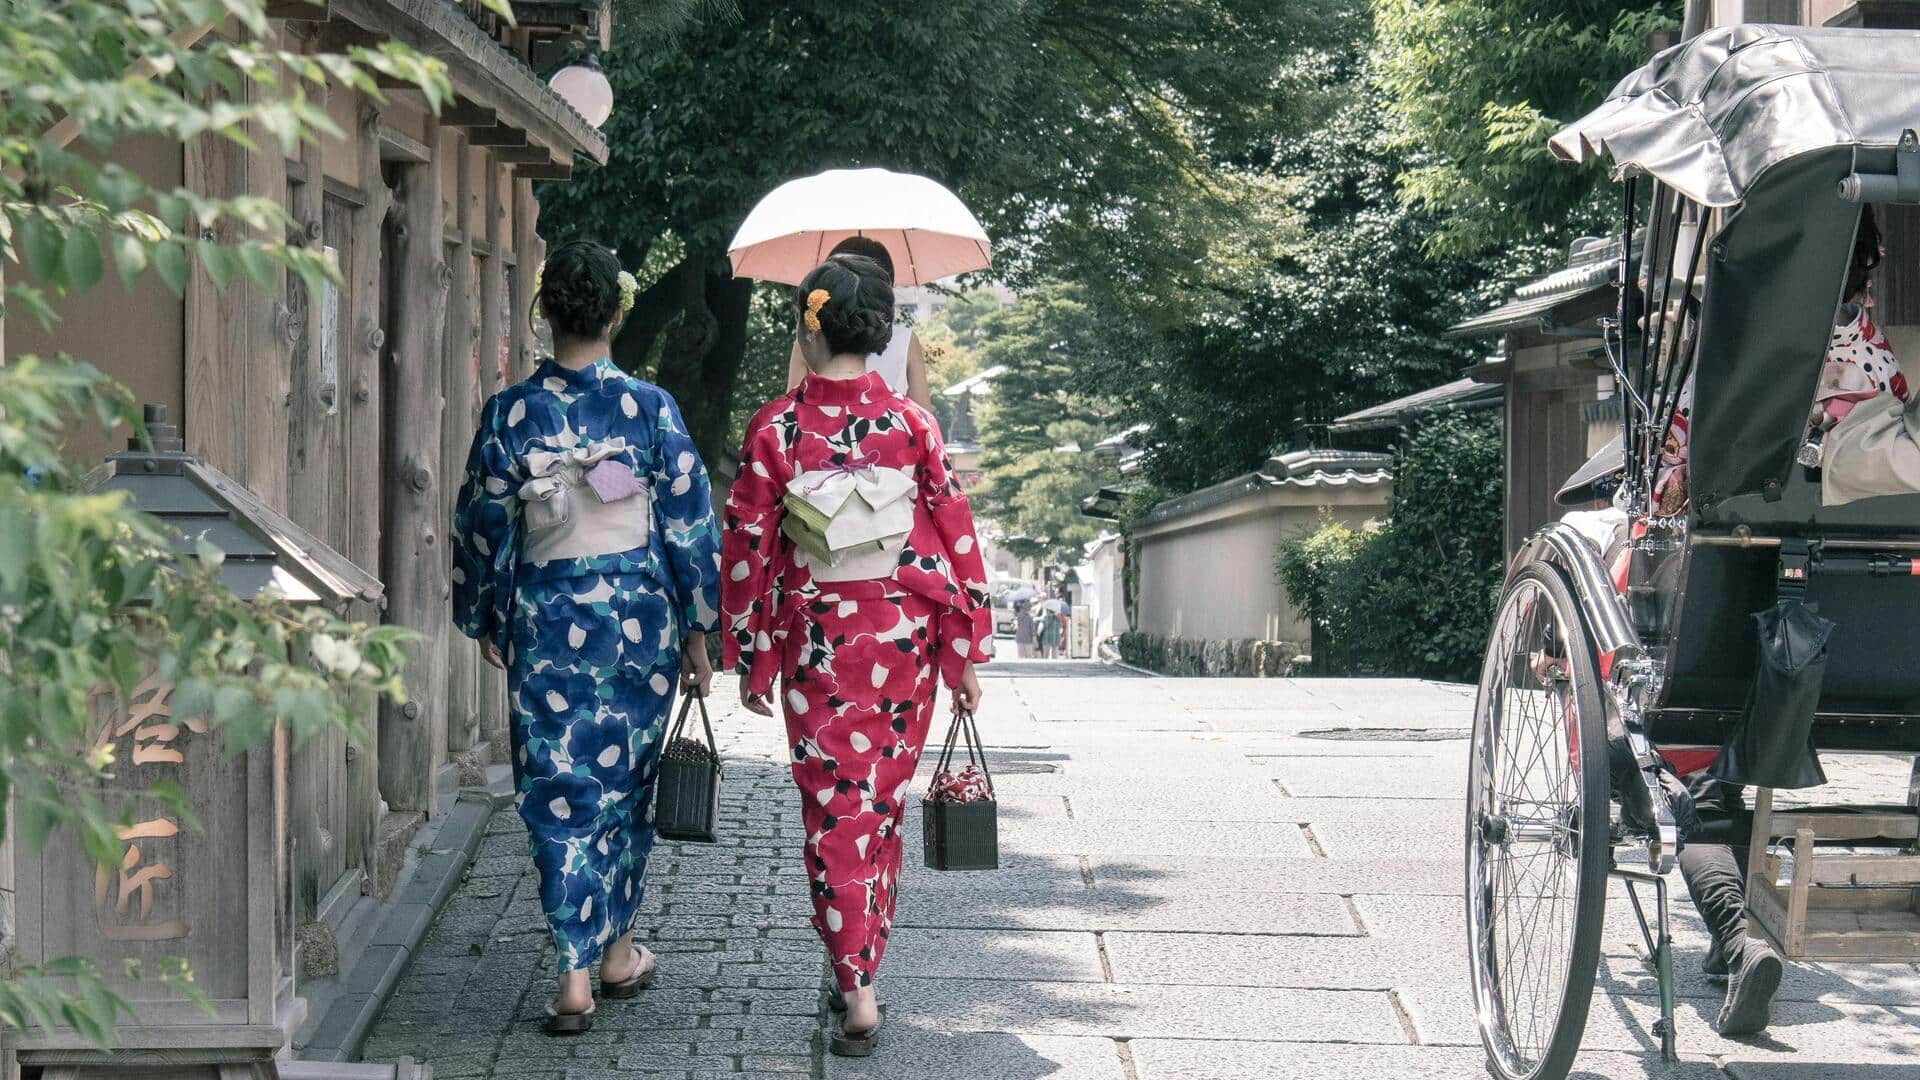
top-left (1505, 377), bottom-right (1592, 555)
top-left (379, 115), bottom-right (450, 816)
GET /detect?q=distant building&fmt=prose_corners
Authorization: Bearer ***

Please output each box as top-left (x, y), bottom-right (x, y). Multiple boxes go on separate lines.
top-left (1128, 449), bottom-right (1392, 648)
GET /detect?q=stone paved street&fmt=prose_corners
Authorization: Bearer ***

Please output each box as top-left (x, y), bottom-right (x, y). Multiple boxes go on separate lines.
top-left (362, 661), bottom-right (1920, 1079)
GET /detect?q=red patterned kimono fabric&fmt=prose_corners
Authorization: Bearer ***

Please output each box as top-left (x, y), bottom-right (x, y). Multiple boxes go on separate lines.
top-left (722, 370), bottom-right (991, 991)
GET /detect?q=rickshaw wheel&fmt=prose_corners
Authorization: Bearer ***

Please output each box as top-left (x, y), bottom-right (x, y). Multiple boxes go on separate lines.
top-left (1466, 564), bottom-right (1610, 1080)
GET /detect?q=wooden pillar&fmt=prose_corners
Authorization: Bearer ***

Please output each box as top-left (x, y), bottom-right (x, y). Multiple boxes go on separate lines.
top-left (475, 162), bottom-right (510, 759)
top-left (378, 115), bottom-right (449, 816)
top-left (442, 134), bottom-right (480, 758)
top-left (345, 99), bottom-right (392, 877)
top-left (511, 178), bottom-right (543, 380)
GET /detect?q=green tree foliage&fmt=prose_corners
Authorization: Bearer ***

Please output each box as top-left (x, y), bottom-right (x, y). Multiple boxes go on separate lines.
top-left (1276, 410), bottom-right (1504, 679)
top-left (965, 284), bottom-right (1130, 563)
top-left (540, 0), bottom-right (1355, 464)
top-left (1374, 0), bottom-right (1679, 255)
top-left (0, 0), bottom-right (461, 1045)
top-left (1089, 52), bottom-right (1505, 495)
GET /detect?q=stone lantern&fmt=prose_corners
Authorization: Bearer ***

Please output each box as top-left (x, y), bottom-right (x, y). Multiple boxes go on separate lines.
top-left (5, 406), bottom-right (384, 1080)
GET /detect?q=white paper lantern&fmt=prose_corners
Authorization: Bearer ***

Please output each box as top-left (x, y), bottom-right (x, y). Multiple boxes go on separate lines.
top-left (549, 53), bottom-right (613, 128)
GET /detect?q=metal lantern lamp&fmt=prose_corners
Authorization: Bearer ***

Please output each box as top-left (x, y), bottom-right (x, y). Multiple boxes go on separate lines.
top-left (547, 51), bottom-right (613, 129)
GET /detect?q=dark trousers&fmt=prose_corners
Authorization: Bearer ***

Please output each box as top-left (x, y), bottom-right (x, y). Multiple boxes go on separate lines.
top-left (1677, 773), bottom-right (1750, 949)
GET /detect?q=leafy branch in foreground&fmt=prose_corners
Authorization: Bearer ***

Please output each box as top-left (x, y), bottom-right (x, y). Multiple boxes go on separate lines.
top-left (0, 0), bottom-right (487, 1048)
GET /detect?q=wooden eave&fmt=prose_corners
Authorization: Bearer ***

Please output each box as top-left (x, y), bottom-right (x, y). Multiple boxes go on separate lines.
top-left (510, 0), bottom-right (601, 34)
top-left (324, 0), bottom-right (608, 166)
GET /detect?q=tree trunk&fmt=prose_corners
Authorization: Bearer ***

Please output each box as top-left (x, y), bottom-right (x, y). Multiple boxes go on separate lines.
top-left (640, 258), bottom-right (752, 467)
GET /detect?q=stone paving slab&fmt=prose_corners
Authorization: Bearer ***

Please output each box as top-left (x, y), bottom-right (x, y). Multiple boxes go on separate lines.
top-left (878, 928), bottom-right (1106, 982)
top-left (1126, 1040), bottom-right (1725, 1080)
top-left (822, 1028), bottom-right (1126, 1080)
top-left (893, 889), bottom-right (1361, 936)
top-left (1051, 783), bottom-right (1296, 822)
top-left (1265, 755), bottom-right (1469, 800)
top-left (997, 819), bottom-right (1314, 858)
top-left (1103, 931), bottom-right (1465, 990)
top-left (879, 977), bottom-right (1408, 1043)
top-left (1087, 855), bottom-right (1460, 897)
top-left (1290, 808), bottom-right (1467, 861)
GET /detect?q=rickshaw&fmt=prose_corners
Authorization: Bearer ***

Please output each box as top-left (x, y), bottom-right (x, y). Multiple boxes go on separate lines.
top-left (1466, 23), bottom-right (1920, 1080)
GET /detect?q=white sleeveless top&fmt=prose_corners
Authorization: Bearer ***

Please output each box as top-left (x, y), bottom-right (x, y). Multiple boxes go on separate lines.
top-left (866, 325), bottom-right (912, 393)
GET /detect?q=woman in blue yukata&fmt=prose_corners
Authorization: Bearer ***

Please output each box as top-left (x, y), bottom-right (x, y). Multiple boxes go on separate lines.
top-left (451, 240), bottom-right (722, 1035)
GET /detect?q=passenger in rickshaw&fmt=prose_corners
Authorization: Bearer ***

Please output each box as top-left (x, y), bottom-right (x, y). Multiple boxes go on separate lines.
top-left (1653, 208), bottom-right (1908, 515)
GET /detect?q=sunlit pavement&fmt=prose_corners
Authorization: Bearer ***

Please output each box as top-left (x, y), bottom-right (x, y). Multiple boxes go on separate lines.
top-left (362, 664), bottom-right (1920, 1079)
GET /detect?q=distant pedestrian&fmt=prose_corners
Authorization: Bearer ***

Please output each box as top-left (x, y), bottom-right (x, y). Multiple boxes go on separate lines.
top-left (721, 253), bottom-right (991, 1056)
top-left (451, 241), bottom-right (723, 1035)
top-left (1014, 601), bottom-right (1036, 658)
top-left (1037, 593), bottom-right (1065, 658)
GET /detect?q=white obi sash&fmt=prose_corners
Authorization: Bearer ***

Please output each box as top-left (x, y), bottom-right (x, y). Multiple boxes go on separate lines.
top-left (517, 438), bottom-right (651, 564)
top-left (784, 461), bottom-right (915, 582)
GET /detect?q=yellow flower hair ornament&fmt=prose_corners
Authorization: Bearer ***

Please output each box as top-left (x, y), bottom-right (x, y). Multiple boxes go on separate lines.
top-left (617, 270), bottom-right (638, 313)
top-left (804, 288), bottom-right (830, 333)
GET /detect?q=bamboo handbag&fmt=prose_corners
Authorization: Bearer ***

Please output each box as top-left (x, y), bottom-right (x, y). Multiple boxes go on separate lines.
top-left (922, 708), bottom-right (998, 871)
top-left (655, 690), bottom-right (721, 842)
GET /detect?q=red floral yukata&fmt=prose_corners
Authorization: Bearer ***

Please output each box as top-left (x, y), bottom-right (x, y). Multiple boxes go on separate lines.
top-left (721, 370), bottom-right (991, 992)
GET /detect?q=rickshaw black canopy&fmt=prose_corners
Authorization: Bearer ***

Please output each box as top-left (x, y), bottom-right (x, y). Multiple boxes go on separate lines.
top-left (1552, 24), bottom-right (1920, 516)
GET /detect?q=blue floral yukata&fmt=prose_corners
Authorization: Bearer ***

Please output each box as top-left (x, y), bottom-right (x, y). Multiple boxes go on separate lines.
top-left (452, 356), bottom-right (721, 972)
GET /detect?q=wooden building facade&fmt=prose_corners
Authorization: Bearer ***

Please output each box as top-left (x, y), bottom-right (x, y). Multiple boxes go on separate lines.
top-left (4, 0), bottom-right (608, 974)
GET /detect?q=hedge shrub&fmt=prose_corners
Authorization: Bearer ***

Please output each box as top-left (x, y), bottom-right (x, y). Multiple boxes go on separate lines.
top-left (1277, 410), bottom-right (1504, 680)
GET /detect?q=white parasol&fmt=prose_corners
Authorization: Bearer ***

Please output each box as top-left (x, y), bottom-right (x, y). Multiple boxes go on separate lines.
top-left (727, 167), bottom-right (991, 286)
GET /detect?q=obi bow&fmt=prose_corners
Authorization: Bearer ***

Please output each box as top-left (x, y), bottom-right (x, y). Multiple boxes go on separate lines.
top-left (787, 454), bottom-right (913, 519)
top-left (518, 438), bottom-right (634, 506)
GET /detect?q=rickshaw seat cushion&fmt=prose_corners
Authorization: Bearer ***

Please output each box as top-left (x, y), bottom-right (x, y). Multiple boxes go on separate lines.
top-left (1822, 393), bottom-right (1920, 507)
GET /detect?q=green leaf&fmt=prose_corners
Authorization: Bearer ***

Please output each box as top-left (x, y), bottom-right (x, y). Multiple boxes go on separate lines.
top-left (64, 226), bottom-right (105, 292)
top-left (156, 193), bottom-right (191, 233)
top-left (111, 233), bottom-right (150, 288)
top-left (233, 242), bottom-right (276, 290)
top-left (153, 242), bottom-right (191, 294)
top-left (18, 213), bottom-right (62, 285)
top-left (197, 240), bottom-right (233, 290)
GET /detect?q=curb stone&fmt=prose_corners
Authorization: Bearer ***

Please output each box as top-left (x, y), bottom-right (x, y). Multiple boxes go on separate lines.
top-left (299, 776), bottom-right (515, 1064)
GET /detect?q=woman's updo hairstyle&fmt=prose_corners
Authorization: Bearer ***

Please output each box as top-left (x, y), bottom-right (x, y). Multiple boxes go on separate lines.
top-left (794, 254), bottom-right (893, 357)
top-left (1846, 206), bottom-right (1884, 302)
top-left (537, 239), bottom-right (622, 340)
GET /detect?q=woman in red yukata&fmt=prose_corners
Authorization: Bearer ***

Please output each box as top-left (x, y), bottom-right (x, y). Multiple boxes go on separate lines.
top-left (720, 253), bottom-right (991, 1057)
